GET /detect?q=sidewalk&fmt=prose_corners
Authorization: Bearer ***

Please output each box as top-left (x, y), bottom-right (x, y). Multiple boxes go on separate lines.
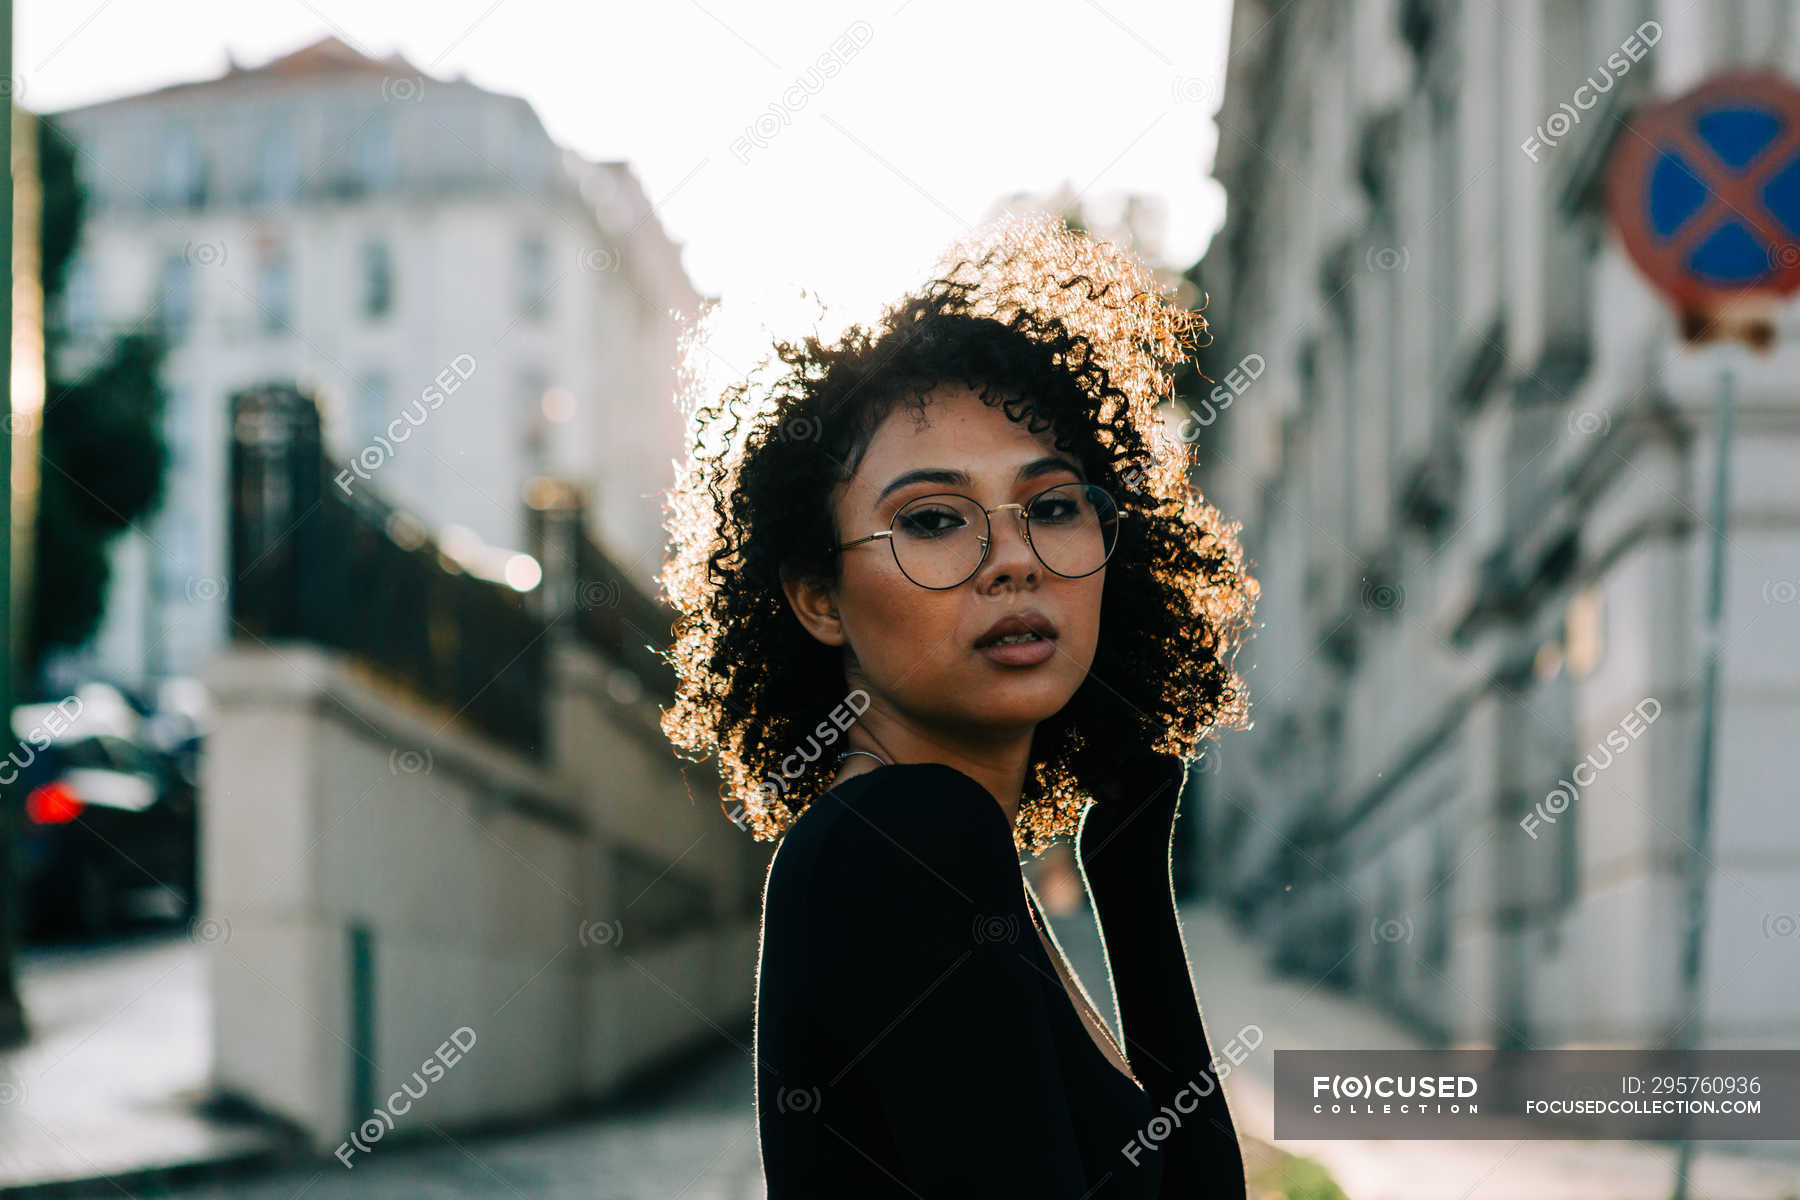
top-left (1045, 900), bottom-right (1800, 1200)
top-left (0, 932), bottom-right (296, 1195)
top-left (11, 912), bottom-right (1800, 1198)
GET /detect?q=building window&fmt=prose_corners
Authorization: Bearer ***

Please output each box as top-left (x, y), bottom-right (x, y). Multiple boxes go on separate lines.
top-left (353, 370), bottom-right (392, 450)
top-left (1428, 87), bottom-right (1457, 405)
top-left (323, 108), bottom-right (391, 198)
top-left (1424, 826), bottom-right (1454, 969)
top-left (359, 239), bottom-right (393, 319)
top-left (516, 233), bottom-right (551, 321)
top-left (510, 113), bottom-right (551, 191)
top-left (161, 383), bottom-right (190, 472)
top-left (257, 251), bottom-right (292, 334)
top-left (155, 253), bottom-right (194, 342)
top-left (517, 367), bottom-right (548, 468)
top-left (255, 119), bottom-right (299, 205)
top-left (356, 115), bottom-right (394, 193)
top-left (156, 515), bottom-right (200, 594)
top-left (158, 124), bottom-right (208, 210)
top-left (62, 256), bottom-right (100, 341)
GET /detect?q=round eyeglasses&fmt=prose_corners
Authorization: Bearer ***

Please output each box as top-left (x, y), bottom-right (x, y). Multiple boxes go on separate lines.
top-left (831, 482), bottom-right (1121, 590)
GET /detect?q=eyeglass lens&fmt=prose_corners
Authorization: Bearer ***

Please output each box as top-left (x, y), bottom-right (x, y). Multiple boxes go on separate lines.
top-left (889, 483), bottom-right (1118, 588)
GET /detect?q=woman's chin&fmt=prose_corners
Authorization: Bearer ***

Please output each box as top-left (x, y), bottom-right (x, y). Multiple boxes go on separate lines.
top-left (960, 682), bottom-right (1081, 729)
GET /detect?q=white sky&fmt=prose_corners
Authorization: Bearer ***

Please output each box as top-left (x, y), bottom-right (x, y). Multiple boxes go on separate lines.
top-left (17, 0), bottom-right (1236, 375)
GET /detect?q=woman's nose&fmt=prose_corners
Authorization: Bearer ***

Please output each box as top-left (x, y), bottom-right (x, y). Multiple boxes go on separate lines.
top-left (981, 507), bottom-right (1038, 577)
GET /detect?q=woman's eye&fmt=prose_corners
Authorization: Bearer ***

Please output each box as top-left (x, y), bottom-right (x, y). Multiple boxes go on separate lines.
top-left (1028, 498), bottom-right (1079, 523)
top-left (897, 507), bottom-right (966, 538)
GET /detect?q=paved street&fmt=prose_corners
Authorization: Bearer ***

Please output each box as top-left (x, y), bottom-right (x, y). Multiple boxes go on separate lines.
top-left (0, 931), bottom-right (765, 1199)
top-left (0, 932), bottom-right (282, 1191)
top-left (1055, 903), bottom-right (1800, 1200)
top-left (11, 908), bottom-right (1800, 1198)
top-left (53, 1048), bottom-right (767, 1200)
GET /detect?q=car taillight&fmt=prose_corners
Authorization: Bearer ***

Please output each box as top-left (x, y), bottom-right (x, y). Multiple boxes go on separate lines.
top-left (27, 780), bottom-right (84, 825)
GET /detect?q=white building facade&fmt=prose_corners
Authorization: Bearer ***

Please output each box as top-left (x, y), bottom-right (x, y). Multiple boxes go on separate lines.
top-left (1199, 0), bottom-right (1800, 1055)
top-left (49, 36), bottom-right (702, 684)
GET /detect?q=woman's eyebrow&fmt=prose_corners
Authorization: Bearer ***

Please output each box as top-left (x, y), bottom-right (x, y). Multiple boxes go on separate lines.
top-left (874, 456), bottom-right (1083, 504)
top-left (875, 466), bottom-right (970, 504)
top-left (1018, 454), bottom-right (1085, 485)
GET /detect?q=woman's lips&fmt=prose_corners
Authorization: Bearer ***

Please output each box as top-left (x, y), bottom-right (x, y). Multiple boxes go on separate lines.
top-left (976, 632), bottom-right (1057, 667)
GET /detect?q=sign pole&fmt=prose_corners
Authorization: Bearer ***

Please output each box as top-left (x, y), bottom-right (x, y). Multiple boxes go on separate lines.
top-left (1669, 360), bottom-right (1735, 1200)
top-left (1600, 70), bottom-right (1798, 1196)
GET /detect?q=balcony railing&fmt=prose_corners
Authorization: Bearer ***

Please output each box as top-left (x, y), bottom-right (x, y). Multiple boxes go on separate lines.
top-left (229, 382), bottom-right (670, 758)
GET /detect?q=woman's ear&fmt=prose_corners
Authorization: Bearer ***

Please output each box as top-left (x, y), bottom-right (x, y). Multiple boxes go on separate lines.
top-left (780, 569), bottom-right (849, 647)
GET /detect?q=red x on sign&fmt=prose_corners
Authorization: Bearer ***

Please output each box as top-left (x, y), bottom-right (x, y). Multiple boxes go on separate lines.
top-left (1605, 70), bottom-right (1800, 314)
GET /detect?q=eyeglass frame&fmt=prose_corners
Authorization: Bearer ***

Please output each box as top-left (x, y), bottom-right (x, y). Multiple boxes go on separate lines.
top-left (828, 481), bottom-right (1123, 590)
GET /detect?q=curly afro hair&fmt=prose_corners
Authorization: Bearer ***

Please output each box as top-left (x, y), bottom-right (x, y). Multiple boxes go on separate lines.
top-left (658, 211), bottom-right (1258, 857)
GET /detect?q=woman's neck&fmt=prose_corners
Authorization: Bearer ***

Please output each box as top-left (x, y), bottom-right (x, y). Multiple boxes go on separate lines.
top-left (836, 718), bottom-right (1031, 827)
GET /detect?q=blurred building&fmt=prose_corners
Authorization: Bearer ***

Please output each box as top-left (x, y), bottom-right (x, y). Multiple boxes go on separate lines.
top-left (46, 35), bottom-right (703, 684)
top-left (1198, 0), bottom-right (1800, 1051)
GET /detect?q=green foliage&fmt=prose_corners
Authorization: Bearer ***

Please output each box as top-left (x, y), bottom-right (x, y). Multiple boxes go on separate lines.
top-left (36, 117), bottom-right (85, 339)
top-left (40, 333), bottom-right (168, 531)
top-left (30, 474), bottom-right (113, 663)
top-left (1263, 1156), bottom-right (1349, 1200)
top-left (26, 115), bottom-right (169, 679)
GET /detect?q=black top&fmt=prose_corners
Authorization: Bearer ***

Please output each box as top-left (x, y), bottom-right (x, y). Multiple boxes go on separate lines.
top-left (754, 761), bottom-right (1245, 1198)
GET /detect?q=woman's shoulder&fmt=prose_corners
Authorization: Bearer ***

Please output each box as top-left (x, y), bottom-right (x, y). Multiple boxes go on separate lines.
top-left (765, 762), bottom-right (1019, 907)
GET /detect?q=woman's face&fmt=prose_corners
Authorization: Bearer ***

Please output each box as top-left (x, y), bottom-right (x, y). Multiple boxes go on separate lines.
top-left (789, 383), bottom-right (1106, 741)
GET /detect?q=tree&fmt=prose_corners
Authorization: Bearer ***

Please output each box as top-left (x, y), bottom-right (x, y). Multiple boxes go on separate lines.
top-left (32, 331), bottom-right (169, 664)
top-left (27, 114), bottom-right (169, 683)
top-left (0, 109), bottom-right (168, 1049)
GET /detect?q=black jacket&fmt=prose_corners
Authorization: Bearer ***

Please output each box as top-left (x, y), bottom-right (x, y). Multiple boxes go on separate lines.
top-left (754, 761), bottom-right (1246, 1197)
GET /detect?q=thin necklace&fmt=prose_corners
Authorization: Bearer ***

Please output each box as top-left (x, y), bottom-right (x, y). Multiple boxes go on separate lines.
top-left (836, 748), bottom-right (891, 767)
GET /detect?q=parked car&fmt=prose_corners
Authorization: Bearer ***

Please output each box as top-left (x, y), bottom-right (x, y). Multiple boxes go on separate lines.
top-left (13, 726), bottom-right (200, 940)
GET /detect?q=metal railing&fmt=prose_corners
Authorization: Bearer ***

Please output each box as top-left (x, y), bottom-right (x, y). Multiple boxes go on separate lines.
top-left (228, 383), bottom-right (671, 758)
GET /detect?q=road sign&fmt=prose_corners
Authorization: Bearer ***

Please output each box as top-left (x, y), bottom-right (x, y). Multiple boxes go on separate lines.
top-left (1605, 70), bottom-right (1800, 314)
top-left (1604, 68), bottom-right (1800, 1200)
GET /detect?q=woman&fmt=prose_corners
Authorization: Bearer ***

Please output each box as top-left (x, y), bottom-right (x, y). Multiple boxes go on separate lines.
top-left (660, 213), bottom-right (1258, 1197)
